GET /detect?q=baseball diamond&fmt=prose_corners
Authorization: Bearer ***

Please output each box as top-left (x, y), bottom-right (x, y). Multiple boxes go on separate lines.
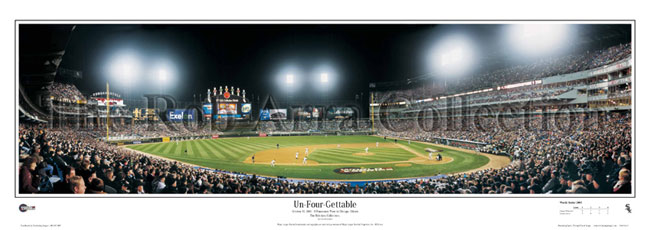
top-left (126, 135), bottom-right (506, 180)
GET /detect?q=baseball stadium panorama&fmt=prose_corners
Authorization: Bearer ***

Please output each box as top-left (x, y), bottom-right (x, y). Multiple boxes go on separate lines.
top-left (18, 23), bottom-right (632, 195)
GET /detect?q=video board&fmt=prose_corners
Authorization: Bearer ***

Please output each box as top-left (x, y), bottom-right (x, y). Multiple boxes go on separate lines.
top-left (210, 87), bottom-right (251, 119)
top-left (260, 109), bottom-right (287, 120)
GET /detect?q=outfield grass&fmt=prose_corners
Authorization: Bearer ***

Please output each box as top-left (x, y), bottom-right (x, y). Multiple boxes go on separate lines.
top-left (309, 147), bottom-right (414, 164)
top-left (126, 135), bottom-right (489, 180)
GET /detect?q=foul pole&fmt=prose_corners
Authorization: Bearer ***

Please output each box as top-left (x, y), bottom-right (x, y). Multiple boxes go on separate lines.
top-left (106, 82), bottom-right (110, 141)
top-left (370, 92), bottom-right (375, 133)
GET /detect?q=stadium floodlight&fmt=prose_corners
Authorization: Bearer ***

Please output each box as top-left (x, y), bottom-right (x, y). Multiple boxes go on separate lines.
top-left (158, 68), bottom-right (168, 82)
top-left (286, 74), bottom-right (295, 84)
top-left (506, 24), bottom-right (572, 57)
top-left (150, 59), bottom-right (178, 87)
top-left (429, 33), bottom-right (478, 78)
top-left (275, 65), bottom-right (303, 94)
top-left (108, 52), bottom-right (141, 85)
top-left (311, 64), bottom-right (337, 93)
top-left (320, 73), bottom-right (329, 83)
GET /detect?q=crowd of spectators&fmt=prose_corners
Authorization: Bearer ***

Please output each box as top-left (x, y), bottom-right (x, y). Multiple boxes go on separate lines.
top-left (375, 112), bottom-right (631, 194)
top-left (18, 123), bottom-right (378, 194)
top-left (257, 120), bottom-right (372, 133)
top-left (447, 43), bottom-right (631, 93)
top-left (47, 82), bottom-right (86, 103)
top-left (423, 87), bottom-right (572, 108)
top-left (95, 122), bottom-right (220, 140)
top-left (50, 104), bottom-right (90, 115)
top-left (18, 110), bottom-right (630, 194)
top-left (586, 43), bottom-right (632, 70)
top-left (375, 43), bottom-right (631, 104)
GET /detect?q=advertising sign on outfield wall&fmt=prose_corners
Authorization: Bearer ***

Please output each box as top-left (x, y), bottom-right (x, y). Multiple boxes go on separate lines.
top-left (260, 109), bottom-right (287, 120)
top-left (167, 109), bottom-right (196, 122)
top-left (202, 103), bottom-right (212, 117)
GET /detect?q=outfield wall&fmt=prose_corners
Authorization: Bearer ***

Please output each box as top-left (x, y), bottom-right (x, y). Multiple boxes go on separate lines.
top-left (110, 130), bottom-right (377, 145)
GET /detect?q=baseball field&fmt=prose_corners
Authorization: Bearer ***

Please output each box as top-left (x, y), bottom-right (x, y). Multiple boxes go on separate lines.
top-left (125, 135), bottom-right (510, 180)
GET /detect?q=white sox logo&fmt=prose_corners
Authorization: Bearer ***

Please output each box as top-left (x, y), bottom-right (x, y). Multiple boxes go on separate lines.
top-left (334, 167), bottom-right (394, 174)
top-left (19, 204), bottom-right (35, 212)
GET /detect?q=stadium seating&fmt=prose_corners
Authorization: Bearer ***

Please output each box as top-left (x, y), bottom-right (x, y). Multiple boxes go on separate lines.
top-left (17, 43), bottom-right (632, 194)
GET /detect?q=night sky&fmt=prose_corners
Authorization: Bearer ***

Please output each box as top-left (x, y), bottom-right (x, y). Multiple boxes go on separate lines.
top-left (55, 24), bottom-right (631, 103)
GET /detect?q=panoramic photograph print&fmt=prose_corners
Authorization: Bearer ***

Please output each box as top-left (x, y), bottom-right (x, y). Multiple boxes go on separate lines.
top-left (17, 23), bottom-right (632, 195)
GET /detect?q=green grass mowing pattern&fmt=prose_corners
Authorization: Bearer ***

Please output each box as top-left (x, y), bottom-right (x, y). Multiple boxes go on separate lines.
top-left (309, 147), bottom-right (414, 164)
top-left (126, 136), bottom-right (490, 180)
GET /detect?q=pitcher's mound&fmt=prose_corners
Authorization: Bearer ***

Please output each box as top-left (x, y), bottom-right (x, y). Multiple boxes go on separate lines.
top-left (353, 152), bottom-right (375, 156)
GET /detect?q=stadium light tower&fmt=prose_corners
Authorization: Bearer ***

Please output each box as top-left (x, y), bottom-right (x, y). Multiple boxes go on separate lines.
top-left (286, 74), bottom-right (295, 85)
top-left (158, 68), bottom-right (168, 83)
top-left (430, 34), bottom-right (477, 78)
top-left (320, 73), bottom-right (329, 83)
top-left (151, 59), bottom-right (177, 89)
top-left (506, 24), bottom-right (572, 57)
top-left (311, 65), bottom-right (337, 96)
top-left (276, 65), bottom-right (303, 106)
top-left (427, 32), bottom-right (478, 79)
top-left (109, 53), bottom-right (141, 85)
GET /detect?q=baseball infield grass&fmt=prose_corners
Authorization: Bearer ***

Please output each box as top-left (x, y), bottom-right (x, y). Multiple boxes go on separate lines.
top-left (126, 135), bottom-right (490, 180)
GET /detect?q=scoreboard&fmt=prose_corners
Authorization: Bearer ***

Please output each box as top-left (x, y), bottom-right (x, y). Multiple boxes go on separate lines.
top-left (208, 86), bottom-right (251, 120)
